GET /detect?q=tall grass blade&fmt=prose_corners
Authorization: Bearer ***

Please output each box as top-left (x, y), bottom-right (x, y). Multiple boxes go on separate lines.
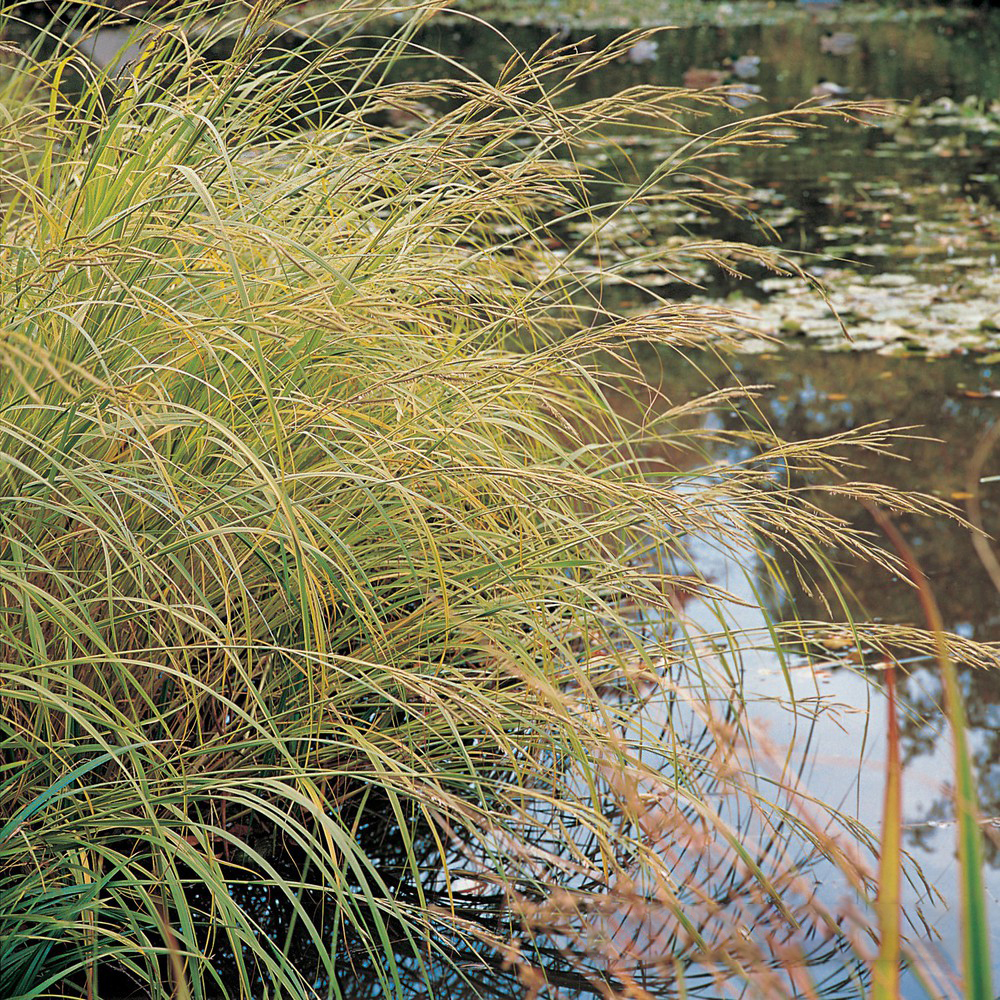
top-left (869, 506), bottom-right (993, 1000)
top-left (872, 661), bottom-right (901, 1000)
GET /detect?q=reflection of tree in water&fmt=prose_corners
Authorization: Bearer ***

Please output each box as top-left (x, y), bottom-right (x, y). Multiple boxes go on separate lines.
top-left (896, 664), bottom-right (1000, 867)
top-left (695, 352), bottom-right (1000, 643)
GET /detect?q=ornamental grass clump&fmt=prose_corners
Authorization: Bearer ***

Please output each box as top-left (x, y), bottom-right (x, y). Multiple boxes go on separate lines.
top-left (0, 2), bottom-right (992, 998)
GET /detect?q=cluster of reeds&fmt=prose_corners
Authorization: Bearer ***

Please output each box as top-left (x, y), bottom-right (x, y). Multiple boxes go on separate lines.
top-left (0, 2), bottom-right (993, 997)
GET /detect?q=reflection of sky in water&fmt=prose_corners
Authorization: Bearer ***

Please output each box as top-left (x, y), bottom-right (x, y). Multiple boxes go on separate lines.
top-left (355, 352), bottom-right (1000, 998)
top-left (677, 516), bottom-right (1000, 997)
top-left (767, 376), bottom-right (858, 430)
top-left (655, 480), bottom-right (998, 985)
top-left (675, 368), bottom-right (1000, 985)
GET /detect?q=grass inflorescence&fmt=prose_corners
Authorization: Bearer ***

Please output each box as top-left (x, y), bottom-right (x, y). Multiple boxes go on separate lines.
top-left (0, 2), bottom-right (993, 998)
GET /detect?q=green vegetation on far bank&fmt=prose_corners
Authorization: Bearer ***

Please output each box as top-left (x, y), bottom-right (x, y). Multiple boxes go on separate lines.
top-left (286, 0), bottom-right (981, 31)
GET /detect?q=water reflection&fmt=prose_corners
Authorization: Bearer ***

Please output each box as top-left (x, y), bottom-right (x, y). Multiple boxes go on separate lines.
top-left (626, 345), bottom-right (1000, 983)
top-left (420, 9), bottom-right (1000, 108)
top-left (647, 349), bottom-right (1000, 644)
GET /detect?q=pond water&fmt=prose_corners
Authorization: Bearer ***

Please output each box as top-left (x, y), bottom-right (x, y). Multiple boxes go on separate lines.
top-left (651, 348), bottom-right (1000, 998)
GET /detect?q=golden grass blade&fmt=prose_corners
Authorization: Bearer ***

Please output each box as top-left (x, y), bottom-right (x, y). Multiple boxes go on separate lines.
top-left (869, 505), bottom-right (993, 1000)
top-left (872, 661), bottom-right (901, 1000)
